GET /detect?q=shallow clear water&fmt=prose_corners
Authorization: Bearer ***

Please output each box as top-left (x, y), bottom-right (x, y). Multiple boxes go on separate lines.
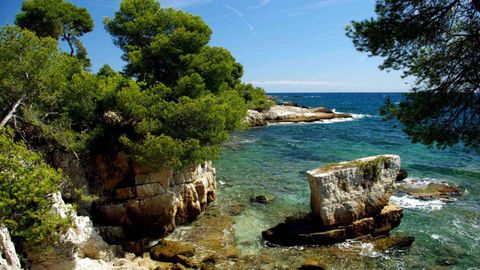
top-left (214, 93), bottom-right (480, 269)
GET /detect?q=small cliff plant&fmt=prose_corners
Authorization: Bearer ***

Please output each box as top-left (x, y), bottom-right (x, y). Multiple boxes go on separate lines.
top-left (0, 128), bottom-right (70, 247)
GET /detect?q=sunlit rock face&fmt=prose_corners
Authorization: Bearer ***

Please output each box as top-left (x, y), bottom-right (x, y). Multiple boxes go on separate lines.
top-left (88, 152), bottom-right (216, 253)
top-left (263, 155), bottom-right (407, 247)
top-left (244, 105), bottom-right (352, 127)
top-left (0, 227), bottom-right (21, 270)
top-left (245, 109), bottom-right (266, 127)
top-left (307, 155), bottom-right (400, 226)
top-left (28, 192), bottom-right (117, 270)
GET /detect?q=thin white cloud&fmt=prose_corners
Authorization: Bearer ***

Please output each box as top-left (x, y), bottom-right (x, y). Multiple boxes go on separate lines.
top-left (248, 80), bottom-right (409, 92)
top-left (162, 0), bottom-right (211, 8)
top-left (289, 0), bottom-right (367, 17)
top-left (248, 0), bottom-right (272, 10)
top-left (220, 4), bottom-right (260, 38)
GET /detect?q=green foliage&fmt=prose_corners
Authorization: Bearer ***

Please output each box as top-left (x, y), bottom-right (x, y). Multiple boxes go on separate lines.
top-left (174, 73), bottom-right (206, 99)
top-left (2, 0), bottom-right (270, 174)
top-left (114, 86), bottom-right (239, 168)
top-left (346, 0), bottom-right (480, 149)
top-left (104, 0), bottom-right (212, 86)
top-left (235, 83), bottom-right (273, 111)
top-left (0, 26), bottom-right (74, 125)
top-left (15, 0), bottom-right (94, 61)
top-left (0, 128), bottom-right (70, 246)
top-left (182, 46), bottom-right (243, 93)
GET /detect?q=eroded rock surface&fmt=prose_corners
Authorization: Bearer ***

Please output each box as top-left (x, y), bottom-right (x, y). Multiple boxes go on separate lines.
top-left (245, 105), bottom-right (352, 127)
top-left (89, 154), bottom-right (216, 253)
top-left (262, 204), bottom-right (404, 246)
top-left (245, 109), bottom-right (266, 126)
top-left (0, 227), bottom-right (21, 270)
top-left (27, 192), bottom-right (118, 270)
top-left (307, 155), bottom-right (400, 226)
top-left (263, 155), bottom-right (407, 247)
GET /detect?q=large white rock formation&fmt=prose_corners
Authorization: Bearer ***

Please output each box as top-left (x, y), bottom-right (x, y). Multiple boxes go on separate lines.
top-left (307, 155), bottom-right (400, 226)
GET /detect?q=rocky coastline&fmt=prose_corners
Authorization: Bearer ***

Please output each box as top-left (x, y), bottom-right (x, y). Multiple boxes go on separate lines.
top-left (0, 154), bottom-right (424, 269)
top-left (245, 105), bottom-right (352, 127)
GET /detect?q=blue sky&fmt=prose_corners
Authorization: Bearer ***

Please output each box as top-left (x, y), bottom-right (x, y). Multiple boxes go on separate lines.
top-left (0, 0), bottom-right (410, 92)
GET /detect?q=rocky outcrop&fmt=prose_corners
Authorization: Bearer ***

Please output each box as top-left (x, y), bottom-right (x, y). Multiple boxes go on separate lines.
top-left (396, 178), bottom-right (461, 200)
top-left (27, 192), bottom-right (118, 270)
top-left (89, 154), bottom-right (216, 253)
top-left (245, 110), bottom-right (266, 126)
top-left (245, 105), bottom-right (352, 127)
top-left (263, 155), bottom-right (407, 247)
top-left (307, 155), bottom-right (400, 226)
top-left (0, 227), bottom-right (21, 270)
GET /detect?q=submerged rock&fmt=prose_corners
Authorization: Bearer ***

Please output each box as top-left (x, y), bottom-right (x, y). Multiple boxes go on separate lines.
top-left (396, 179), bottom-right (461, 200)
top-left (371, 236), bottom-right (415, 252)
top-left (298, 258), bottom-right (327, 270)
top-left (250, 195), bottom-right (274, 204)
top-left (307, 155), bottom-right (400, 226)
top-left (149, 239), bottom-right (195, 262)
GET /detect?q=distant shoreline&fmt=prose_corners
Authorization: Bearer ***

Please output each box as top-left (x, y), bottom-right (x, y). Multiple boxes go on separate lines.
top-left (266, 91), bottom-right (407, 94)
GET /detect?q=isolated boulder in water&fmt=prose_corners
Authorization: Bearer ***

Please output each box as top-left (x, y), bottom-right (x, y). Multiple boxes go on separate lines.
top-left (307, 155), bottom-right (400, 226)
top-left (263, 155), bottom-right (407, 247)
top-left (250, 195), bottom-right (274, 204)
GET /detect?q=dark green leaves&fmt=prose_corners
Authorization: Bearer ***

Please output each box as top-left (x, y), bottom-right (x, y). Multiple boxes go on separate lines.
top-left (15, 0), bottom-right (93, 60)
top-left (347, 0), bottom-right (480, 149)
top-left (0, 128), bottom-right (70, 246)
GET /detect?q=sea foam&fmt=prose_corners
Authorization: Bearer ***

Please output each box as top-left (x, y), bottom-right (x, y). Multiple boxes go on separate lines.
top-left (389, 195), bottom-right (446, 211)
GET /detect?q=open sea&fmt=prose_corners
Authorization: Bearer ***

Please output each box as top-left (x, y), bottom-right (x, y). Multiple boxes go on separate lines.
top-left (214, 93), bottom-right (480, 269)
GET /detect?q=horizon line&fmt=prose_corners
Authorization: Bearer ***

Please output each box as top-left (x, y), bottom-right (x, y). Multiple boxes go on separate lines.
top-left (265, 91), bottom-right (408, 94)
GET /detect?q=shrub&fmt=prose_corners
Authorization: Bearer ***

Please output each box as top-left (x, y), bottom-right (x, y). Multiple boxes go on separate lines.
top-left (0, 128), bottom-right (70, 246)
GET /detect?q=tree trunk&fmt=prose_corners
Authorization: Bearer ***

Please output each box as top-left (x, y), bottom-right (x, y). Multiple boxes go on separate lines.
top-left (1, 96), bottom-right (24, 127)
top-left (63, 34), bottom-right (75, 56)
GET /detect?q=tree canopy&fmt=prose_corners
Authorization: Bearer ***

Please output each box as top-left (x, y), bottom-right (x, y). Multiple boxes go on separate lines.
top-left (0, 26), bottom-right (78, 128)
top-left (15, 0), bottom-right (94, 64)
top-left (104, 0), bottom-right (247, 98)
top-left (346, 0), bottom-right (480, 149)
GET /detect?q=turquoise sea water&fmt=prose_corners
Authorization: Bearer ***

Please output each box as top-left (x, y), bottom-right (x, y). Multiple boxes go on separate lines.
top-left (214, 93), bottom-right (480, 269)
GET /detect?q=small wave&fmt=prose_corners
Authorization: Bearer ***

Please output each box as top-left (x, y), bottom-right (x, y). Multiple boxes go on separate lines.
top-left (223, 137), bottom-right (256, 148)
top-left (266, 112), bottom-right (372, 126)
top-left (266, 118), bottom-right (357, 126)
top-left (337, 240), bottom-right (383, 258)
top-left (239, 139), bottom-right (256, 144)
top-left (390, 195), bottom-right (446, 211)
top-left (334, 109), bottom-right (373, 119)
top-left (399, 177), bottom-right (433, 189)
